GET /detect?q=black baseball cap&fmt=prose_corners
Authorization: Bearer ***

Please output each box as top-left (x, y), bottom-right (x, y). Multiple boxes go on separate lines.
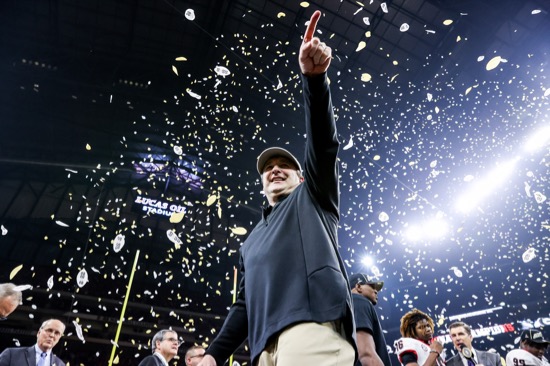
top-left (521, 329), bottom-right (549, 345)
top-left (348, 273), bottom-right (384, 291)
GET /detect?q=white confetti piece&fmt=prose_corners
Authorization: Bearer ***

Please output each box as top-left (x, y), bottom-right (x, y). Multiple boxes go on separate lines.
top-left (450, 267), bottom-right (463, 278)
top-left (378, 212), bottom-right (389, 222)
top-left (1, 225), bottom-right (7, 235)
top-left (522, 248), bottom-right (536, 263)
top-left (47, 276), bottom-right (54, 290)
top-left (399, 23), bottom-right (409, 32)
top-left (186, 89), bottom-right (202, 100)
top-left (166, 230), bottom-right (183, 246)
top-left (173, 146), bottom-right (183, 155)
top-left (533, 192), bottom-right (546, 204)
top-left (77, 268), bottom-right (89, 288)
top-left (185, 9), bottom-right (195, 21)
top-left (380, 2), bottom-right (388, 13)
top-left (13, 284), bottom-right (32, 292)
top-left (55, 220), bottom-right (69, 227)
top-left (214, 66), bottom-right (231, 76)
top-left (343, 136), bottom-right (354, 150)
top-left (113, 234), bottom-right (125, 253)
top-left (363, 17), bottom-right (370, 25)
top-left (73, 320), bottom-right (86, 343)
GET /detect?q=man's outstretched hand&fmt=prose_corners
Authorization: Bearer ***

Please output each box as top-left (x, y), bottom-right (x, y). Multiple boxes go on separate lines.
top-left (299, 10), bottom-right (332, 76)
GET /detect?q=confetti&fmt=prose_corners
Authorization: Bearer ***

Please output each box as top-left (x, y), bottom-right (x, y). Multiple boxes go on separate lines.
top-left (9, 265), bottom-right (23, 280)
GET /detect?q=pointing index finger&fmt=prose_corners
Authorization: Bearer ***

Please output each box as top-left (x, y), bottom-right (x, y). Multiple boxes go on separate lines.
top-left (303, 10), bottom-right (321, 44)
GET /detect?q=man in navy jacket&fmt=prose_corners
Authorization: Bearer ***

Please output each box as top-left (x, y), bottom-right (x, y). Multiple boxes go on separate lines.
top-left (0, 319), bottom-right (66, 366)
top-left (198, 10), bottom-right (356, 366)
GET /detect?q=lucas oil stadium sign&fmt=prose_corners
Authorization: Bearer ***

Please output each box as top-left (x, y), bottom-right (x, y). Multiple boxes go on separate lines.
top-left (133, 195), bottom-right (185, 217)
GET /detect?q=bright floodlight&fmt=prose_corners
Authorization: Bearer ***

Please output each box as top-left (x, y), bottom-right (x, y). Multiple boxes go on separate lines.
top-left (404, 225), bottom-right (423, 242)
top-left (455, 157), bottom-right (519, 213)
top-left (404, 217), bottom-right (448, 242)
top-left (523, 125), bottom-right (550, 153)
top-left (361, 256), bottom-right (374, 267)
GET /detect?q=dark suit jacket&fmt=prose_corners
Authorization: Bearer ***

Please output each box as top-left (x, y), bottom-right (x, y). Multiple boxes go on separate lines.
top-left (137, 354), bottom-right (165, 366)
top-left (0, 346), bottom-right (66, 366)
top-left (446, 349), bottom-right (503, 366)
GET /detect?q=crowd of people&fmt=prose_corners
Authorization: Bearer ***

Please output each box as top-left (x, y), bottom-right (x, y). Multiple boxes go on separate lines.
top-left (0, 9), bottom-right (548, 366)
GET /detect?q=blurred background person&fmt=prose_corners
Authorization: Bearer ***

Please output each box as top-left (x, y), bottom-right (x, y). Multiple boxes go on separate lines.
top-left (394, 308), bottom-right (444, 366)
top-left (349, 273), bottom-right (392, 366)
top-left (138, 329), bottom-right (180, 366)
top-left (0, 318), bottom-right (66, 366)
top-left (506, 329), bottom-right (549, 366)
top-left (0, 283), bottom-right (22, 320)
top-left (185, 345), bottom-right (205, 366)
top-left (446, 321), bottom-right (502, 366)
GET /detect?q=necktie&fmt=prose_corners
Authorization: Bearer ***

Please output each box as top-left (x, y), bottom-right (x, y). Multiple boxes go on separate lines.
top-left (37, 352), bottom-right (47, 366)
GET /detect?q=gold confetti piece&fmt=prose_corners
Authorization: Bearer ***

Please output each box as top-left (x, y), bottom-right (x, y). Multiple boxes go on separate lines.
top-left (217, 206), bottom-right (222, 219)
top-left (365, 31), bottom-right (371, 38)
top-left (456, 35), bottom-right (461, 42)
top-left (390, 74), bottom-right (399, 82)
top-left (300, 1), bottom-right (310, 7)
top-left (175, 56), bottom-right (187, 61)
top-left (356, 41), bottom-right (366, 52)
top-left (172, 65), bottom-right (178, 76)
top-left (206, 194), bottom-right (217, 206)
top-left (230, 227), bottom-right (247, 235)
top-left (373, 155), bottom-right (381, 161)
top-left (486, 56), bottom-right (502, 71)
top-left (465, 86), bottom-right (472, 95)
top-left (85, 144), bottom-right (91, 151)
top-left (360, 73), bottom-right (372, 82)
top-left (277, 12), bottom-right (286, 18)
top-left (10, 264), bottom-right (23, 280)
top-left (443, 19), bottom-right (453, 25)
top-left (169, 211), bottom-right (185, 223)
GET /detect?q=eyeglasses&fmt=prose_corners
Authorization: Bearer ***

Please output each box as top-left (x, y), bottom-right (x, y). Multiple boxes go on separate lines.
top-left (162, 337), bottom-right (180, 345)
top-left (42, 328), bottom-right (63, 337)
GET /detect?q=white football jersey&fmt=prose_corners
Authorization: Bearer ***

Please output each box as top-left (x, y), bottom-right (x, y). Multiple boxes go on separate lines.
top-left (506, 349), bottom-right (549, 366)
top-left (394, 337), bottom-right (445, 366)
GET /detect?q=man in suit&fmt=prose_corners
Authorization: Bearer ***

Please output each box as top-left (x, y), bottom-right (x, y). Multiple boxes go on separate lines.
top-left (0, 283), bottom-right (22, 320)
top-left (185, 345), bottom-right (205, 366)
top-left (0, 318), bottom-right (66, 366)
top-left (138, 329), bottom-right (180, 366)
top-left (446, 321), bottom-right (503, 366)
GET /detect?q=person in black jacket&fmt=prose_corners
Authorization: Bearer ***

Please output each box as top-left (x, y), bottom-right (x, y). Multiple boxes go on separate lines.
top-left (138, 329), bottom-right (180, 366)
top-left (349, 273), bottom-right (392, 366)
top-left (198, 10), bottom-right (356, 366)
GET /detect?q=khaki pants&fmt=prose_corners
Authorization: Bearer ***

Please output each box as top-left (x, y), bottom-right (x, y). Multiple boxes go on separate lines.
top-left (257, 321), bottom-right (355, 366)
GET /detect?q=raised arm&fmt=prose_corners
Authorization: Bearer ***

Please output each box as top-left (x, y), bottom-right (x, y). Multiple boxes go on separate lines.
top-left (299, 10), bottom-right (332, 76)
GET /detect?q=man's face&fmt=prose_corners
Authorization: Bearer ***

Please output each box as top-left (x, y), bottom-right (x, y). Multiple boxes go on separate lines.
top-left (414, 319), bottom-right (434, 342)
top-left (36, 320), bottom-right (65, 352)
top-left (261, 156), bottom-right (303, 206)
top-left (0, 296), bottom-right (18, 320)
top-left (155, 331), bottom-right (179, 361)
top-left (521, 340), bottom-right (548, 360)
top-left (356, 283), bottom-right (379, 305)
top-left (186, 347), bottom-right (205, 366)
top-left (449, 325), bottom-right (473, 350)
